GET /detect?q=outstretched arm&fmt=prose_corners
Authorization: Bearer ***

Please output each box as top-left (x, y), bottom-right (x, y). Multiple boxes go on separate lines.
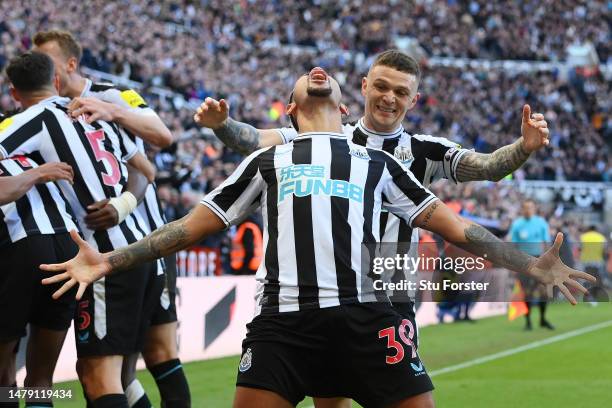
top-left (193, 97), bottom-right (285, 155)
top-left (41, 204), bottom-right (225, 299)
top-left (455, 104), bottom-right (549, 182)
top-left (413, 200), bottom-right (595, 304)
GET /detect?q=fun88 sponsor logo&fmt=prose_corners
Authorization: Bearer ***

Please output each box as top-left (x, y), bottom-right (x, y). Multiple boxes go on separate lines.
top-left (278, 165), bottom-right (363, 203)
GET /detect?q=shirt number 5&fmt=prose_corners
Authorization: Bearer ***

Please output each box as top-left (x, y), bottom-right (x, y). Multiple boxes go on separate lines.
top-left (85, 129), bottom-right (121, 186)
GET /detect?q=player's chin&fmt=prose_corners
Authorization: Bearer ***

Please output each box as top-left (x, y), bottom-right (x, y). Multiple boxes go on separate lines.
top-left (374, 111), bottom-right (399, 126)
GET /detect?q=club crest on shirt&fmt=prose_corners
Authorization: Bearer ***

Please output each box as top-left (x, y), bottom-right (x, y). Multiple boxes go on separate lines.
top-left (350, 145), bottom-right (370, 160)
top-left (239, 348), bottom-right (252, 372)
top-left (394, 145), bottom-right (413, 165)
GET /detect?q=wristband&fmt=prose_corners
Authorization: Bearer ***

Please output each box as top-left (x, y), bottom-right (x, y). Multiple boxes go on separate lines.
top-left (108, 191), bottom-right (138, 224)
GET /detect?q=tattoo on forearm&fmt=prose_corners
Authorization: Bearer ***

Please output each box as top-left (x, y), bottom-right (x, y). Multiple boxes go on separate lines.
top-left (455, 139), bottom-right (530, 182)
top-left (107, 218), bottom-right (190, 272)
top-left (458, 224), bottom-right (535, 274)
top-left (214, 118), bottom-right (260, 155)
top-left (420, 201), bottom-right (439, 229)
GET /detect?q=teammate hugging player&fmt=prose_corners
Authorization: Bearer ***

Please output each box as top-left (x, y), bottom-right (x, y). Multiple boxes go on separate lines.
top-left (42, 67), bottom-right (592, 408)
top-left (0, 51), bottom-right (160, 408)
top-left (194, 49), bottom-right (552, 408)
top-left (33, 30), bottom-right (189, 408)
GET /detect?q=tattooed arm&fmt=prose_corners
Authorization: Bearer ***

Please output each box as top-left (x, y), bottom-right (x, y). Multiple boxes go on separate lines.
top-left (213, 117), bottom-right (267, 155)
top-left (194, 97), bottom-right (286, 155)
top-left (455, 138), bottom-right (531, 182)
top-left (455, 105), bottom-right (550, 182)
top-left (40, 204), bottom-right (226, 299)
top-left (414, 200), bottom-right (595, 304)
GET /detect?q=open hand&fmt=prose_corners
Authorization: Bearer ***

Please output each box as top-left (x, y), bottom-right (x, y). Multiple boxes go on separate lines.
top-left (521, 104), bottom-right (550, 153)
top-left (193, 97), bottom-right (229, 129)
top-left (528, 232), bottom-right (596, 304)
top-left (41, 230), bottom-right (111, 300)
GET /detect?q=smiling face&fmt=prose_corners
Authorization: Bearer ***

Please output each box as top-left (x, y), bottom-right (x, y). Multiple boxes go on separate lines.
top-left (362, 64), bottom-right (420, 133)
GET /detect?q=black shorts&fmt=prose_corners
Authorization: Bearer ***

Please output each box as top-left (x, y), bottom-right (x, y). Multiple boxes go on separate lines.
top-left (236, 302), bottom-right (433, 407)
top-left (150, 255), bottom-right (178, 326)
top-left (74, 260), bottom-right (164, 357)
top-left (0, 233), bottom-right (78, 342)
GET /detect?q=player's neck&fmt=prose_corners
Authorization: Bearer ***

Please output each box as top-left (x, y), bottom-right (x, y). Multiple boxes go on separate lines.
top-left (65, 75), bottom-right (88, 99)
top-left (18, 90), bottom-right (58, 109)
top-left (297, 108), bottom-right (343, 134)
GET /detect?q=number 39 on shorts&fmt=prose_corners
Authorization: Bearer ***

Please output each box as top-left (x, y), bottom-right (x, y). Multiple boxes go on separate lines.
top-left (378, 319), bottom-right (417, 365)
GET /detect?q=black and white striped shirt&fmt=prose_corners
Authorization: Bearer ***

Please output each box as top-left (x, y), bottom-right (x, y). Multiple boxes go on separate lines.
top-left (0, 156), bottom-right (78, 248)
top-left (280, 118), bottom-right (468, 240)
top-left (82, 80), bottom-right (168, 274)
top-left (81, 79), bottom-right (167, 234)
top-left (278, 118), bottom-right (470, 298)
top-left (201, 132), bottom-right (437, 315)
top-left (0, 95), bottom-right (147, 252)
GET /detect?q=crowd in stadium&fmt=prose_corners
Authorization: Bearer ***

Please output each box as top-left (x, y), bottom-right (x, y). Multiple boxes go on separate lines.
top-left (0, 0), bottom-right (609, 263)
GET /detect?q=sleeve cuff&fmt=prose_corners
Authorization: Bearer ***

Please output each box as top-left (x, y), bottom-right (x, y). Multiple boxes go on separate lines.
top-left (0, 144), bottom-right (8, 159)
top-left (123, 147), bottom-right (138, 161)
top-left (408, 195), bottom-right (439, 227)
top-left (200, 199), bottom-right (230, 228)
top-left (445, 148), bottom-right (471, 184)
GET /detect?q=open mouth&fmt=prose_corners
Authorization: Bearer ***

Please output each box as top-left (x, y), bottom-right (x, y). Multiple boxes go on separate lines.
top-left (309, 67), bottom-right (328, 83)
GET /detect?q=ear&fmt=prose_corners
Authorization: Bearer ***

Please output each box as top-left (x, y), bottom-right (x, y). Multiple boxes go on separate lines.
top-left (285, 102), bottom-right (297, 115)
top-left (53, 74), bottom-right (61, 93)
top-left (339, 103), bottom-right (349, 116)
top-left (9, 86), bottom-right (22, 104)
top-left (66, 56), bottom-right (78, 74)
top-left (361, 76), bottom-right (368, 97)
top-left (407, 92), bottom-right (420, 111)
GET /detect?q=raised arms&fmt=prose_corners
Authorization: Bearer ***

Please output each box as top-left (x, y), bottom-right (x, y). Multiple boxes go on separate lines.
top-left (455, 104), bottom-right (549, 182)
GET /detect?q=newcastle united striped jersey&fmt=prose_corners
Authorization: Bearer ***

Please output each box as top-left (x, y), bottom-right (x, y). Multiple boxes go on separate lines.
top-left (0, 95), bottom-right (147, 252)
top-left (81, 79), bottom-right (167, 233)
top-left (201, 132), bottom-right (437, 315)
top-left (279, 117), bottom-right (469, 241)
top-left (278, 118), bottom-right (471, 299)
top-left (82, 79), bottom-right (168, 274)
top-left (0, 156), bottom-right (78, 248)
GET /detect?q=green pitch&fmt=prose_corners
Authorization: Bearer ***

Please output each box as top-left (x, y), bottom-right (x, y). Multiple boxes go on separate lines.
top-left (56, 303), bottom-right (612, 407)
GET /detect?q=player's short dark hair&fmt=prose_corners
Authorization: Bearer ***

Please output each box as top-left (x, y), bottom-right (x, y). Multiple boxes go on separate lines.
top-left (6, 51), bottom-right (55, 92)
top-left (33, 30), bottom-right (82, 62)
top-left (370, 50), bottom-right (421, 82)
